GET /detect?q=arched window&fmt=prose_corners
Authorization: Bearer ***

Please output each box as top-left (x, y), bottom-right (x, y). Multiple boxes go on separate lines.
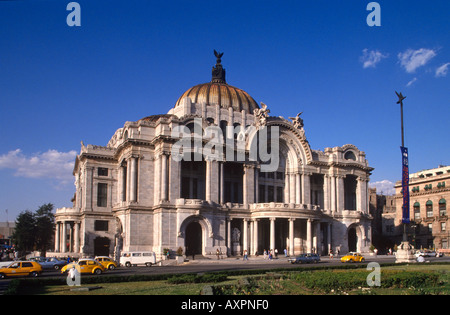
top-left (344, 151), bottom-right (357, 161)
top-left (413, 202), bottom-right (420, 220)
top-left (426, 200), bottom-right (433, 218)
top-left (439, 199), bottom-right (447, 217)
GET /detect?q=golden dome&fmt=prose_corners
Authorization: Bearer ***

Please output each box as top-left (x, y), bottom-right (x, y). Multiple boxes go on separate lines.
top-left (175, 82), bottom-right (259, 114)
top-left (174, 51), bottom-right (259, 114)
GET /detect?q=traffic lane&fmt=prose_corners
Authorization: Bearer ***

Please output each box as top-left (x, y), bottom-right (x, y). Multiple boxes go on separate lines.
top-left (31, 256), bottom-right (394, 278)
top-left (2, 255), bottom-right (449, 282)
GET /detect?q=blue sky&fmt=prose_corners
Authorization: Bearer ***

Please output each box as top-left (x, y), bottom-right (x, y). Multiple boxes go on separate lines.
top-left (0, 0), bottom-right (449, 220)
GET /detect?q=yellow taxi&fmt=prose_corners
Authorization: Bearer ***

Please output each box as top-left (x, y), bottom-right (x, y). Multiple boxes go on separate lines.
top-left (95, 256), bottom-right (119, 270)
top-left (0, 261), bottom-right (43, 279)
top-left (61, 258), bottom-right (105, 275)
top-left (341, 252), bottom-right (365, 263)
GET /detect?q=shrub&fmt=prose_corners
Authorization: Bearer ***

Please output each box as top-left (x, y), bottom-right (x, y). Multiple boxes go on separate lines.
top-left (167, 273), bottom-right (228, 284)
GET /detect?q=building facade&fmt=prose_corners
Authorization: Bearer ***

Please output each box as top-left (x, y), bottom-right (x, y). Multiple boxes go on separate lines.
top-left (55, 54), bottom-right (373, 259)
top-left (394, 165), bottom-right (449, 250)
top-left (369, 188), bottom-right (397, 252)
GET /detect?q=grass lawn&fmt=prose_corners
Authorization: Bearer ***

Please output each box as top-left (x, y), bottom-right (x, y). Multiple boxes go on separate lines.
top-left (10, 263), bottom-right (450, 295)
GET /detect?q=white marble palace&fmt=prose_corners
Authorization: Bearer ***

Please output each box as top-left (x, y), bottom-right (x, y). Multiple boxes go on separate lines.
top-left (55, 52), bottom-right (374, 260)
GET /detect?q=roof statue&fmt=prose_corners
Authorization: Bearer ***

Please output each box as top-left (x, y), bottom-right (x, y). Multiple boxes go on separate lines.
top-left (212, 50), bottom-right (226, 83)
top-left (254, 102), bottom-right (270, 127)
top-left (289, 112), bottom-right (304, 129)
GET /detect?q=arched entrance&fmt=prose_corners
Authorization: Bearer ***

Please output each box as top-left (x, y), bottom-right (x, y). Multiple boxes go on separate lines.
top-left (348, 227), bottom-right (357, 252)
top-left (185, 221), bottom-right (203, 257)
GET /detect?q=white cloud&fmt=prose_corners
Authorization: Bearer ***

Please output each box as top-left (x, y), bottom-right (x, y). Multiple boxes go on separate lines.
top-left (360, 49), bottom-right (388, 68)
top-left (406, 77), bottom-right (417, 87)
top-left (435, 62), bottom-right (450, 77)
top-left (0, 149), bottom-right (77, 185)
top-left (369, 180), bottom-right (396, 196)
top-left (398, 48), bottom-right (437, 73)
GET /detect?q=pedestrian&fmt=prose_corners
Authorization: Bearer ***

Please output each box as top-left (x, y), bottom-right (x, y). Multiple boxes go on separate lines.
top-left (216, 248), bottom-right (220, 260)
top-left (284, 248), bottom-right (288, 257)
top-left (263, 249), bottom-right (267, 260)
top-left (243, 249), bottom-right (248, 260)
top-left (166, 250), bottom-right (170, 260)
top-left (329, 249), bottom-right (334, 259)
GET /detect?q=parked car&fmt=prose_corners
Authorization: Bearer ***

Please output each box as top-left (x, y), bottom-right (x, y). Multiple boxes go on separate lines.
top-left (29, 257), bottom-right (67, 270)
top-left (120, 251), bottom-right (156, 267)
top-left (341, 252), bottom-right (365, 263)
top-left (95, 256), bottom-right (119, 270)
top-left (415, 250), bottom-right (440, 258)
top-left (0, 261), bottom-right (43, 279)
top-left (61, 258), bottom-right (105, 275)
top-left (288, 253), bottom-right (321, 264)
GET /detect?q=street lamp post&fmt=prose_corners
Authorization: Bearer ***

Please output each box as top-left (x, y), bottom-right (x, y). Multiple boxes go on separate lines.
top-left (396, 91), bottom-right (409, 242)
top-left (395, 91), bottom-right (416, 263)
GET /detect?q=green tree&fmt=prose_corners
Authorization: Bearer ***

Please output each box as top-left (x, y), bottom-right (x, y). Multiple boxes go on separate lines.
top-left (12, 210), bottom-right (36, 257)
top-left (34, 203), bottom-right (55, 257)
top-left (11, 203), bottom-right (55, 257)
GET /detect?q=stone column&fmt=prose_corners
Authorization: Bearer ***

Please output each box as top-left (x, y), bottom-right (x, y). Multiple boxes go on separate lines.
top-left (220, 162), bottom-right (225, 204)
top-left (358, 178), bottom-right (368, 214)
top-left (249, 220), bottom-right (254, 256)
top-left (330, 175), bottom-right (336, 213)
top-left (270, 218), bottom-right (276, 251)
top-left (289, 173), bottom-right (296, 204)
top-left (289, 218), bottom-right (295, 256)
top-left (253, 219), bottom-right (259, 255)
top-left (284, 172), bottom-right (290, 203)
top-left (323, 175), bottom-right (330, 212)
top-left (306, 219), bottom-right (312, 253)
top-left (295, 173), bottom-right (301, 204)
top-left (161, 153), bottom-right (168, 201)
top-left (84, 167), bottom-right (94, 211)
top-left (55, 222), bottom-right (60, 252)
top-left (62, 221), bottom-right (67, 253)
top-left (227, 219), bottom-right (231, 255)
top-left (205, 158), bottom-right (212, 202)
top-left (337, 175), bottom-right (345, 212)
top-left (74, 221), bottom-right (80, 253)
top-left (243, 219), bottom-right (248, 254)
top-left (302, 172), bottom-right (311, 205)
top-left (327, 223), bottom-right (332, 253)
top-left (314, 221), bottom-right (321, 255)
top-left (130, 156), bottom-right (137, 202)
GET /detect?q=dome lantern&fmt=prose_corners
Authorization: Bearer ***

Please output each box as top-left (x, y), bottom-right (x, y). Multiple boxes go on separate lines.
top-left (174, 51), bottom-right (259, 114)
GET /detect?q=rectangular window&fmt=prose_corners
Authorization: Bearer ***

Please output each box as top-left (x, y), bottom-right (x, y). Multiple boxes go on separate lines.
top-left (181, 177), bottom-right (190, 199)
top-left (98, 167), bottom-right (108, 176)
top-left (276, 186), bottom-right (283, 203)
top-left (94, 220), bottom-right (109, 231)
top-left (426, 204), bottom-right (433, 218)
top-left (259, 185), bottom-right (266, 203)
top-left (268, 186), bottom-right (274, 202)
top-left (439, 203), bottom-right (447, 217)
top-left (97, 183), bottom-right (108, 207)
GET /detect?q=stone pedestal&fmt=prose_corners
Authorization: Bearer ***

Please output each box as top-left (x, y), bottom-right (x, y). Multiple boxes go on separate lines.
top-left (395, 241), bottom-right (416, 263)
top-left (232, 243), bottom-right (241, 256)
